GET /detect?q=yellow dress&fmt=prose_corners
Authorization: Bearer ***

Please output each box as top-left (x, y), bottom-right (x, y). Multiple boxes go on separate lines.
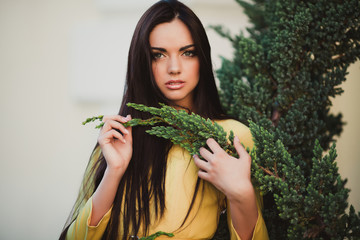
top-left (66, 119), bottom-right (269, 240)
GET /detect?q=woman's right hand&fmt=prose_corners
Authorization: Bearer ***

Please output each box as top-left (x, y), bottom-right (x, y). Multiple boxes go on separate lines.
top-left (97, 114), bottom-right (133, 174)
top-left (90, 115), bottom-right (132, 226)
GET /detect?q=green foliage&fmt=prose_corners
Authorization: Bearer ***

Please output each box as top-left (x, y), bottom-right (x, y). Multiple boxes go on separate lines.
top-left (139, 231), bottom-right (174, 240)
top-left (213, 0), bottom-right (360, 239)
top-left (84, 103), bottom-right (238, 158)
top-left (82, 115), bottom-right (104, 128)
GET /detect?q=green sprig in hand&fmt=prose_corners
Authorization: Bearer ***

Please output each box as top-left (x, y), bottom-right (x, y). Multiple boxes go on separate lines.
top-left (82, 103), bottom-right (238, 158)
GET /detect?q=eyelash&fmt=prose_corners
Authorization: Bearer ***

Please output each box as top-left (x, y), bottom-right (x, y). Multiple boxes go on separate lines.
top-left (183, 50), bottom-right (197, 57)
top-left (152, 50), bottom-right (197, 60)
top-left (152, 52), bottom-right (164, 59)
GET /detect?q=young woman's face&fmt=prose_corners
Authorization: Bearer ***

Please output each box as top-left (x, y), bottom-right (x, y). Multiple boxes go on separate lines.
top-left (149, 18), bottom-right (200, 110)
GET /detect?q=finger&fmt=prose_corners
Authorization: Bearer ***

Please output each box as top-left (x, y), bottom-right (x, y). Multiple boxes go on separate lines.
top-left (206, 138), bottom-right (223, 153)
top-left (193, 154), bottom-right (210, 172)
top-left (101, 119), bottom-right (129, 135)
top-left (123, 116), bottom-right (133, 143)
top-left (99, 129), bottom-right (126, 144)
top-left (108, 129), bottom-right (127, 143)
top-left (199, 147), bottom-right (213, 161)
top-left (234, 135), bottom-right (250, 162)
top-left (197, 169), bottom-right (210, 182)
top-left (100, 120), bottom-right (128, 144)
top-left (102, 114), bottom-right (131, 123)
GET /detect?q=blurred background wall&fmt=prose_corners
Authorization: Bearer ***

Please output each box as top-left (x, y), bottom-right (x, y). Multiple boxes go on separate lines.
top-left (0, 0), bottom-right (358, 239)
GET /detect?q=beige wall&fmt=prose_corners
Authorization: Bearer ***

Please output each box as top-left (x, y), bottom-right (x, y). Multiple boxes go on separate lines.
top-left (332, 62), bottom-right (360, 213)
top-left (0, 1), bottom-right (358, 239)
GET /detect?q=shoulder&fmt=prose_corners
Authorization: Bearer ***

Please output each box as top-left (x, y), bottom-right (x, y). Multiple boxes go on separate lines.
top-left (215, 119), bottom-right (250, 137)
top-left (215, 119), bottom-right (254, 150)
top-left (215, 118), bottom-right (249, 132)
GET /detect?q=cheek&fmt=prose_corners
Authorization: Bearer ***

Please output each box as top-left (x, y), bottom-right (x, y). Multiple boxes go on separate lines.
top-left (190, 60), bottom-right (200, 81)
top-left (152, 62), bottom-right (157, 76)
top-left (152, 62), bottom-right (161, 84)
top-left (195, 62), bottom-right (200, 77)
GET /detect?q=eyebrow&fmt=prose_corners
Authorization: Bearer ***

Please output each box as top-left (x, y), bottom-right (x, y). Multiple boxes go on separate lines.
top-left (151, 44), bottom-right (195, 52)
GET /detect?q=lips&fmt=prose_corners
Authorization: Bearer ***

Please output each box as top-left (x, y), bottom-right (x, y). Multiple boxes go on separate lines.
top-left (165, 80), bottom-right (185, 90)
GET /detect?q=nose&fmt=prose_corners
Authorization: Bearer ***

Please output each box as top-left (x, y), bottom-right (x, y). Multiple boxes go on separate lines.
top-left (168, 56), bottom-right (181, 75)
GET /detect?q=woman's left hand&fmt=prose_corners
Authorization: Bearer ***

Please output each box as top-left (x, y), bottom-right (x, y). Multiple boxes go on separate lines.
top-left (193, 135), bottom-right (254, 201)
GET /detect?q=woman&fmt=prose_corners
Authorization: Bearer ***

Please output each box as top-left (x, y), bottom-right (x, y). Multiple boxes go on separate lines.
top-left (60, 1), bottom-right (268, 239)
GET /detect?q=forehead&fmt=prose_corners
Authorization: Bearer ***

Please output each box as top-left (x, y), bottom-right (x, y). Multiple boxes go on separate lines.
top-left (149, 18), bottom-right (194, 48)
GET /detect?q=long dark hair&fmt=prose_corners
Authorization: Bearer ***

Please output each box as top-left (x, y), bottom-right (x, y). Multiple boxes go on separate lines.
top-left (60, 0), bottom-right (226, 239)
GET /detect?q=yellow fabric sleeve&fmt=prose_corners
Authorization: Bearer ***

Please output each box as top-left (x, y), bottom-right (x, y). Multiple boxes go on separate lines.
top-left (66, 147), bottom-right (113, 240)
top-left (226, 191), bottom-right (269, 240)
top-left (66, 197), bottom-right (113, 240)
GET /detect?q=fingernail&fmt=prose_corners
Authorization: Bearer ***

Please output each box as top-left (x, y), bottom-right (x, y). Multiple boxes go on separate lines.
top-left (122, 139), bottom-right (126, 144)
top-left (234, 135), bottom-right (239, 142)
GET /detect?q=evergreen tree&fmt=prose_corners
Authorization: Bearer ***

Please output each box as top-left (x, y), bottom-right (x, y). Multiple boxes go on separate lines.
top-left (212, 0), bottom-right (360, 239)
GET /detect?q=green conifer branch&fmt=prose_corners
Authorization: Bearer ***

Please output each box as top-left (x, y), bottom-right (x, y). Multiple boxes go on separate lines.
top-left (83, 103), bottom-right (238, 158)
top-left (139, 231), bottom-right (174, 240)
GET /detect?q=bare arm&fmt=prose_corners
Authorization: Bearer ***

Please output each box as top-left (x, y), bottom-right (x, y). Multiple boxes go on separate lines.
top-left (227, 182), bottom-right (258, 240)
top-left (90, 114), bottom-right (133, 226)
